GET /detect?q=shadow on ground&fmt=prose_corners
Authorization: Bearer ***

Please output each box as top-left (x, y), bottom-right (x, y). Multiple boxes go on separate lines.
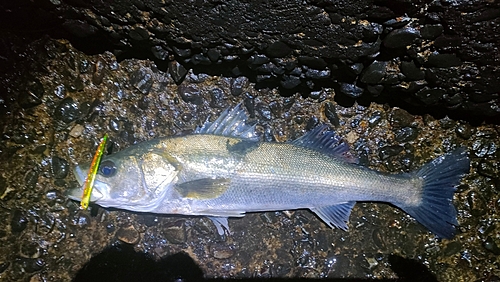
top-left (73, 244), bottom-right (437, 282)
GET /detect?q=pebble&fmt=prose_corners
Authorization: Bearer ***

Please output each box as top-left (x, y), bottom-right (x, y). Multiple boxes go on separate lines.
top-left (164, 220), bottom-right (186, 244)
top-left (420, 24), bottom-right (443, 40)
top-left (11, 210), bottom-right (28, 233)
top-left (210, 243), bottom-right (235, 259)
top-left (483, 237), bottom-right (500, 255)
top-left (19, 78), bottom-right (44, 109)
top-left (383, 27), bottom-right (420, 48)
top-left (266, 41), bottom-right (292, 58)
top-left (425, 53), bottom-right (462, 68)
top-left (130, 68), bottom-right (153, 95)
top-left (54, 97), bottom-right (81, 124)
top-left (339, 83), bottom-right (363, 98)
top-left (415, 87), bottom-right (445, 105)
top-left (280, 75), bottom-right (301, 89)
top-left (210, 88), bottom-right (226, 108)
top-left (207, 48), bottom-right (220, 62)
top-left (168, 60), bottom-right (188, 84)
top-left (394, 127), bottom-right (418, 142)
top-left (400, 61), bottom-right (425, 81)
top-left (323, 101), bottom-right (340, 127)
top-left (51, 156), bottom-right (69, 179)
top-left (467, 191), bottom-right (486, 216)
top-left (378, 145), bottom-right (404, 160)
top-left (390, 108), bottom-right (414, 127)
top-left (116, 224), bottom-right (140, 244)
top-left (298, 56), bottom-right (327, 70)
top-left (177, 84), bottom-right (203, 105)
top-left (150, 45), bottom-right (169, 60)
top-left (360, 61), bottom-right (387, 84)
top-left (69, 124), bottom-right (85, 137)
top-left (15, 258), bottom-right (45, 273)
top-left (230, 77), bottom-right (249, 96)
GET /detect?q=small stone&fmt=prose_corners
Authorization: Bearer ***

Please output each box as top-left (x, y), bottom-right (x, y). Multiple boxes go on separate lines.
top-left (168, 61), bottom-right (188, 84)
top-left (210, 88), bottom-right (226, 108)
top-left (420, 24), bottom-right (443, 39)
top-left (128, 27), bottom-right (149, 41)
top-left (401, 61), bottom-right (425, 81)
top-left (191, 54), bottom-right (211, 65)
top-left (19, 78), bottom-right (44, 109)
top-left (383, 27), bottom-right (420, 48)
top-left (130, 68), bottom-right (153, 95)
top-left (116, 224), bottom-right (140, 244)
top-left (425, 53), bottom-right (462, 68)
top-left (51, 156), bottom-right (69, 179)
top-left (483, 237), bottom-right (500, 255)
top-left (207, 48), bottom-right (220, 62)
top-left (361, 61), bottom-right (387, 84)
top-left (280, 75), bottom-right (301, 89)
top-left (54, 97), bottom-right (81, 124)
top-left (415, 87), bottom-right (445, 105)
top-left (151, 45), bottom-right (169, 60)
top-left (467, 191), bottom-right (486, 216)
top-left (210, 243), bottom-right (236, 259)
top-left (164, 220), bottom-right (186, 244)
top-left (394, 127), bottom-right (418, 142)
top-left (339, 83), bottom-right (363, 98)
top-left (378, 145), bottom-right (404, 160)
top-left (230, 77), bottom-right (249, 96)
top-left (11, 210), bottom-right (28, 233)
top-left (69, 124), bottom-right (85, 137)
top-left (177, 84), bottom-right (203, 105)
top-left (16, 258), bottom-right (45, 273)
top-left (298, 56), bottom-right (327, 69)
top-left (390, 108), bottom-right (414, 127)
top-left (247, 54), bottom-right (270, 67)
top-left (266, 41), bottom-right (292, 58)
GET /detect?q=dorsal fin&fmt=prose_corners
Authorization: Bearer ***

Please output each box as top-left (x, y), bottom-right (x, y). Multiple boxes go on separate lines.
top-left (195, 103), bottom-right (259, 141)
top-left (290, 125), bottom-right (358, 163)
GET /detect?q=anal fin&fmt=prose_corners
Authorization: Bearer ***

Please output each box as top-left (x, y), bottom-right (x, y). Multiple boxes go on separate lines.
top-left (311, 202), bottom-right (355, 230)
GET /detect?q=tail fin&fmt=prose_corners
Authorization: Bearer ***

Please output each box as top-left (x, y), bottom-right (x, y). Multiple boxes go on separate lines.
top-left (397, 148), bottom-right (470, 239)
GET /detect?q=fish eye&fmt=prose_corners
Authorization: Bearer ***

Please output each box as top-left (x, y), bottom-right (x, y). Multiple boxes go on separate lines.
top-left (99, 160), bottom-right (117, 177)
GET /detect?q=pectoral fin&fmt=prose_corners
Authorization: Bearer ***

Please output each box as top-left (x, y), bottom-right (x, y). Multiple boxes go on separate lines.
top-left (311, 202), bottom-right (355, 230)
top-left (175, 178), bottom-right (231, 199)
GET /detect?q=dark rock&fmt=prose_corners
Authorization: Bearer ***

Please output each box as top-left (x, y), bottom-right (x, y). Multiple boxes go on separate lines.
top-left (280, 75), bottom-right (301, 89)
top-left (230, 77), bottom-right (249, 96)
top-left (116, 224), bottom-right (140, 244)
top-left (150, 45), bottom-right (169, 60)
top-left (177, 85), bottom-right (203, 105)
top-left (164, 220), bottom-right (186, 244)
top-left (129, 27), bottom-right (149, 41)
top-left (425, 53), bottom-right (462, 68)
top-left (378, 145), bottom-right (404, 160)
top-left (54, 97), bottom-right (81, 124)
top-left (324, 101), bottom-right (340, 127)
top-left (11, 210), bottom-right (28, 233)
top-left (305, 69), bottom-right (330, 79)
top-left (18, 78), bottom-right (44, 108)
top-left (15, 258), bottom-right (45, 273)
top-left (92, 58), bottom-right (105, 85)
top-left (420, 24), bottom-right (443, 40)
top-left (472, 139), bottom-right (497, 158)
top-left (298, 56), bottom-right (327, 70)
top-left (266, 41), bottom-right (292, 58)
top-left (0, 262), bottom-right (9, 274)
top-left (168, 61), bottom-right (188, 84)
top-left (394, 127), bottom-right (418, 142)
top-left (130, 68), bottom-right (153, 95)
top-left (477, 160), bottom-right (498, 178)
top-left (256, 103), bottom-right (272, 120)
top-left (483, 237), bottom-right (500, 255)
top-left (401, 61), bottom-right (425, 81)
top-left (191, 53), bottom-right (211, 65)
top-left (390, 108), bottom-right (415, 127)
top-left (348, 63), bottom-right (364, 75)
top-left (247, 54), bottom-right (270, 67)
top-left (415, 87), bottom-right (445, 105)
top-left (210, 88), bottom-right (226, 108)
top-left (210, 243), bottom-right (236, 259)
top-left (467, 191), bottom-right (486, 217)
top-left (207, 48), bottom-right (220, 62)
top-left (383, 27), bottom-right (420, 48)
top-left (455, 123), bottom-right (474, 140)
top-left (360, 61), bottom-right (387, 84)
top-left (172, 46), bottom-right (191, 58)
top-left (339, 83), bottom-right (363, 98)
top-left (51, 156), bottom-right (69, 179)
top-left (366, 84), bottom-right (384, 96)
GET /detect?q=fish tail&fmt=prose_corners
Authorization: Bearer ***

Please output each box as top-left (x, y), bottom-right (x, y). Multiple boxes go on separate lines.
top-left (396, 148), bottom-right (469, 239)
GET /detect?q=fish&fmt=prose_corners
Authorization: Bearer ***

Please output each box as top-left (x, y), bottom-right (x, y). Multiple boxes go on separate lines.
top-left (67, 104), bottom-right (470, 239)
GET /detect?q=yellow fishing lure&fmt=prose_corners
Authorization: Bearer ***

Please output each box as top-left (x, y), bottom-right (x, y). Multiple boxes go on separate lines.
top-left (80, 134), bottom-right (108, 209)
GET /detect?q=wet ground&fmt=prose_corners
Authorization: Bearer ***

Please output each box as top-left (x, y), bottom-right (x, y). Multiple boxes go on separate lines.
top-left (0, 39), bottom-right (499, 281)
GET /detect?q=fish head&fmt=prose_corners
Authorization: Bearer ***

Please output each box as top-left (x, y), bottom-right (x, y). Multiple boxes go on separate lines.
top-left (68, 149), bottom-right (179, 211)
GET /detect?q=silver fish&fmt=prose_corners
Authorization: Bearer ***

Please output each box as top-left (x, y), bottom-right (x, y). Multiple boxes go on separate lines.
top-left (68, 104), bottom-right (470, 238)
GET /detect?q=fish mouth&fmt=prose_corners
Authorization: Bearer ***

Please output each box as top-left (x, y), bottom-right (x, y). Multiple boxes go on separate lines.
top-left (66, 165), bottom-right (104, 202)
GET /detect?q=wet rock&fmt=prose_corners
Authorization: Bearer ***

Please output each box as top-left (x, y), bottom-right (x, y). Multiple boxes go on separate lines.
top-left (305, 69), bottom-right (330, 79)
top-left (172, 46), bottom-right (191, 58)
top-left (266, 41), bottom-right (292, 58)
top-left (425, 53), bottom-right (462, 68)
top-left (477, 160), bottom-right (498, 178)
top-left (483, 237), bottom-right (500, 255)
top-left (177, 85), bottom-right (203, 105)
top-left (324, 101), bottom-right (340, 127)
top-left (247, 54), bottom-right (270, 67)
top-left (455, 123), bottom-right (474, 140)
top-left (168, 61), bottom-right (188, 84)
top-left (11, 210), bottom-right (28, 233)
top-left (394, 127), bottom-right (418, 142)
top-left (467, 191), bottom-right (486, 217)
top-left (230, 77), bottom-right (248, 97)
top-left (24, 170), bottom-right (39, 190)
top-left (390, 108), bottom-right (414, 127)
top-left (151, 45), bottom-right (169, 60)
top-left (207, 48), bottom-right (220, 62)
top-left (72, 212), bottom-right (91, 228)
top-left (130, 68), bottom-right (153, 95)
top-left (472, 139), bottom-right (497, 158)
top-left (256, 103), bottom-right (272, 120)
top-left (420, 24), bottom-right (443, 40)
top-left (15, 258), bottom-right (45, 273)
top-left (20, 242), bottom-right (42, 258)
top-left (366, 84), bottom-right (384, 96)
top-left (415, 88), bottom-right (445, 105)
top-left (54, 97), bottom-right (81, 124)
top-left (51, 156), bottom-right (69, 179)
top-left (360, 61), bottom-right (387, 84)
top-left (129, 27), bottom-right (149, 41)
top-left (378, 145), bottom-right (404, 160)
top-left (0, 262), bottom-right (9, 274)
top-left (210, 243), bottom-right (235, 259)
top-left (116, 224), bottom-right (140, 244)
top-left (339, 83), bottom-right (363, 98)
top-left (281, 75), bottom-right (301, 89)
top-left (400, 61), bottom-right (424, 81)
top-left (298, 56), bottom-right (327, 69)
top-left (191, 53), bottom-right (211, 65)
top-left (164, 220), bottom-right (186, 244)
top-left (18, 78), bottom-right (44, 109)
top-left (383, 27), bottom-right (420, 48)
top-left (92, 58), bottom-right (105, 85)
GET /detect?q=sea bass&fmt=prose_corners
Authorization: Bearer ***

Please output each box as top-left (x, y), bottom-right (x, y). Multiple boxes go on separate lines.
top-left (68, 104), bottom-right (470, 238)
